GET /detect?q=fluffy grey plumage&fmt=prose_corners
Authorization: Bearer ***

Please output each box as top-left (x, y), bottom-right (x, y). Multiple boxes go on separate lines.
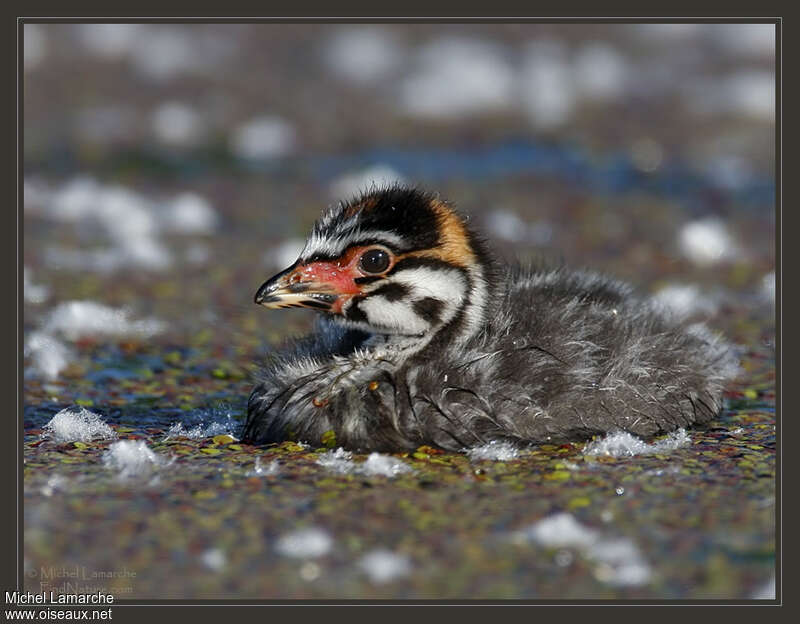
top-left (243, 187), bottom-right (738, 452)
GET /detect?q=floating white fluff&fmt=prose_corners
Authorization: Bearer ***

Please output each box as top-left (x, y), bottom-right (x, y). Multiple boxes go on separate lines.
top-left (329, 165), bottom-right (406, 200)
top-left (358, 549), bottom-right (412, 584)
top-left (43, 301), bottom-right (166, 342)
top-left (467, 440), bottom-right (520, 462)
top-left (229, 116), bottom-right (295, 160)
top-left (515, 513), bottom-right (652, 587)
top-left (102, 440), bottom-right (165, 479)
top-left (583, 429), bottom-right (691, 458)
top-left (519, 40), bottom-right (575, 129)
top-left (164, 416), bottom-right (239, 441)
top-left (24, 331), bottom-right (72, 380)
top-left (41, 407), bottom-right (117, 443)
top-left (360, 453), bottom-right (413, 477)
top-left (274, 528), bottom-right (332, 559)
top-left (678, 218), bottom-right (737, 266)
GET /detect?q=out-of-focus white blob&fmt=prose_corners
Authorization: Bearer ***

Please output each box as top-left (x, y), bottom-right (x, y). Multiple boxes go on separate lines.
top-left (678, 217), bottom-right (738, 266)
top-left (629, 138), bottom-right (665, 173)
top-left (24, 178), bottom-right (53, 214)
top-left (573, 42), bottom-right (628, 101)
top-left (650, 283), bottom-right (720, 320)
top-left (513, 513), bottom-right (652, 587)
top-left (324, 27), bottom-right (401, 83)
top-left (724, 71), bottom-right (775, 121)
top-left (200, 548), bottom-right (227, 572)
top-left (162, 193), bottom-right (219, 235)
top-left (248, 456), bottom-right (280, 477)
top-left (316, 448), bottom-right (355, 474)
top-left (274, 528), bottom-right (333, 559)
top-left (399, 36), bottom-right (514, 119)
top-left (43, 300), bottom-right (166, 342)
top-left (103, 440), bottom-right (166, 479)
top-left (229, 116), bottom-right (296, 160)
top-left (519, 40), bottom-right (575, 129)
top-left (466, 440), bottom-right (520, 462)
top-left (41, 407), bottom-right (117, 443)
top-left (263, 238), bottom-right (305, 270)
top-left (485, 210), bottom-right (528, 243)
top-left (24, 24), bottom-right (47, 70)
top-left (24, 331), bottom-right (72, 380)
top-left (713, 24), bottom-right (775, 58)
top-left (76, 24), bottom-right (143, 59)
top-left (583, 429), bottom-right (691, 458)
top-left (329, 164), bottom-right (406, 200)
top-left (358, 549), bottom-right (412, 584)
top-left (40, 474), bottom-right (69, 498)
top-left (24, 267), bottom-right (49, 304)
top-left (151, 101), bottom-right (204, 147)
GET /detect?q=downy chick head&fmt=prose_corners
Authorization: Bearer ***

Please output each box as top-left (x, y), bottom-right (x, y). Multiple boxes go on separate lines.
top-left (255, 187), bottom-right (492, 346)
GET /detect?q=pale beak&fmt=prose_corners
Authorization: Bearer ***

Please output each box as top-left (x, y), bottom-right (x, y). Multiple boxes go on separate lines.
top-left (254, 264), bottom-right (339, 311)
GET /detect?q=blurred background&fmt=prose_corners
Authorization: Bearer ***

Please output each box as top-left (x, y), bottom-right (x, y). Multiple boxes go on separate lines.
top-left (22, 22), bottom-right (776, 599)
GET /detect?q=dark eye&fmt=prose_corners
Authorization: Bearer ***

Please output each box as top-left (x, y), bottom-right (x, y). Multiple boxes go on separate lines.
top-left (359, 248), bottom-right (390, 274)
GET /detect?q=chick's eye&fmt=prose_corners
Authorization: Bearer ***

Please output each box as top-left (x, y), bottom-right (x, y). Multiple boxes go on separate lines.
top-left (359, 248), bottom-right (390, 274)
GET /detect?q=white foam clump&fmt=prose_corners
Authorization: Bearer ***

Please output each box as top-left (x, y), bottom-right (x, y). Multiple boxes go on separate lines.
top-left (677, 218), bottom-right (738, 266)
top-left (229, 116), bottom-right (296, 160)
top-left (151, 101), bottom-right (204, 147)
top-left (650, 284), bottom-right (719, 320)
top-left (583, 429), bottom-right (691, 458)
top-left (41, 407), bottom-right (117, 443)
top-left (275, 527), bottom-right (333, 559)
top-left (516, 513), bottom-right (652, 587)
top-left (164, 419), bottom-right (238, 441)
top-left (360, 453), bottom-right (413, 477)
top-left (102, 440), bottom-right (165, 479)
top-left (399, 36), bottom-right (514, 119)
top-left (316, 447), bottom-right (356, 474)
top-left (263, 238), bottom-right (305, 270)
top-left (328, 165), bottom-right (406, 200)
top-left (43, 301), bottom-right (166, 342)
top-left (25, 331), bottom-right (71, 380)
top-left (317, 448), bottom-right (413, 477)
top-left (324, 27), bottom-right (401, 83)
top-left (519, 40), bottom-right (576, 129)
top-left (466, 440), bottom-right (520, 462)
top-left (358, 549), bottom-right (412, 584)
top-left (24, 267), bottom-right (49, 304)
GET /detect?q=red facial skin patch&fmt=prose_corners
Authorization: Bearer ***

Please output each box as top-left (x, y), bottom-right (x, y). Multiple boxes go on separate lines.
top-left (289, 246), bottom-right (396, 314)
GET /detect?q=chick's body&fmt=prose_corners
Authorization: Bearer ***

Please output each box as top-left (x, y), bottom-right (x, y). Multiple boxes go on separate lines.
top-left (244, 188), bottom-right (737, 451)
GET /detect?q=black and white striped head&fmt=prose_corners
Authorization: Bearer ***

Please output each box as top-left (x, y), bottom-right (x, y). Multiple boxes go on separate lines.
top-left (255, 187), bottom-right (493, 349)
